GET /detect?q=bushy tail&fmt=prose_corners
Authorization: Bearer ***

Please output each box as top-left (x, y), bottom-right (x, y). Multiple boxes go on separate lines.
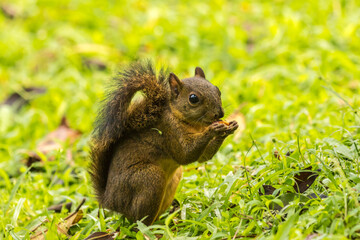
top-left (89, 61), bottom-right (169, 201)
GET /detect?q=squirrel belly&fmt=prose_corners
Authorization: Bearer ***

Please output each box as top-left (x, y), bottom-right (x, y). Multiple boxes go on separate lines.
top-left (89, 61), bottom-right (239, 225)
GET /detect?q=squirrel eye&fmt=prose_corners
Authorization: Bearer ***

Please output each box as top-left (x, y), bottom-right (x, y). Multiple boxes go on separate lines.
top-left (189, 94), bottom-right (199, 104)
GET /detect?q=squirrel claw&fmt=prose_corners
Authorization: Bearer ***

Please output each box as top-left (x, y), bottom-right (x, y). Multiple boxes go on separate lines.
top-left (209, 122), bottom-right (228, 135)
top-left (225, 120), bottom-right (239, 134)
top-left (209, 120), bottom-right (239, 137)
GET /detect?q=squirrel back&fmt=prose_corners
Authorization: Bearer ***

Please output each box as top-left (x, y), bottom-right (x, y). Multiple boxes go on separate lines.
top-left (89, 61), bottom-right (169, 200)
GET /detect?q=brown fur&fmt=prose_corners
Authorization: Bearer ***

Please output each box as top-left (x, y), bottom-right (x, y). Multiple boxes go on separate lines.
top-left (89, 61), bottom-right (238, 225)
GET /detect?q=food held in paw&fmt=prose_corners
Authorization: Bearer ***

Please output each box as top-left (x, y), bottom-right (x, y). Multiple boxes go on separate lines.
top-left (216, 120), bottom-right (230, 125)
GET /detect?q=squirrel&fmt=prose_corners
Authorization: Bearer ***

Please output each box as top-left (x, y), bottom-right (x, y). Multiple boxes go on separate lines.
top-left (89, 61), bottom-right (238, 225)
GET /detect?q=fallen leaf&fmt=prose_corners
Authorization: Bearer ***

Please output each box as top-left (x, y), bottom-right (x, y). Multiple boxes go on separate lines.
top-left (261, 167), bottom-right (320, 195)
top-left (30, 210), bottom-right (83, 240)
top-left (293, 167), bottom-right (320, 193)
top-left (259, 185), bottom-right (277, 195)
top-left (59, 210), bottom-right (83, 231)
top-left (48, 202), bottom-right (73, 213)
top-left (1, 4), bottom-right (17, 19)
top-left (2, 87), bottom-right (46, 110)
top-left (25, 117), bottom-right (81, 167)
top-left (83, 58), bottom-right (107, 71)
top-left (84, 232), bottom-right (115, 240)
top-left (261, 167), bottom-right (321, 210)
top-left (30, 199), bottom-right (85, 239)
top-left (272, 193), bottom-right (310, 210)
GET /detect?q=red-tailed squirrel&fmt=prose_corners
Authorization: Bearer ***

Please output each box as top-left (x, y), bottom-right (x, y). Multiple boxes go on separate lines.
top-left (89, 61), bottom-right (238, 225)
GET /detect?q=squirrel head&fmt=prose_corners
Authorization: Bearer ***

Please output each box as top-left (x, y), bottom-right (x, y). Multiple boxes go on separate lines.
top-left (168, 67), bottom-right (224, 126)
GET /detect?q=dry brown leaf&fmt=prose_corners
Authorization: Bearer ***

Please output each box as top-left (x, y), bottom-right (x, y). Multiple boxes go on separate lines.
top-left (31, 199), bottom-right (85, 239)
top-left (84, 232), bottom-right (116, 240)
top-left (259, 185), bottom-right (277, 195)
top-left (260, 167), bottom-right (320, 196)
top-left (1, 4), bottom-right (17, 19)
top-left (30, 210), bottom-right (83, 240)
top-left (48, 202), bottom-right (73, 213)
top-left (2, 87), bottom-right (46, 110)
top-left (25, 117), bottom-right (82, 167)
top-left (293, 167), bottom-right (320, 193)
top-left (83, 58), bottom-right (107, 71)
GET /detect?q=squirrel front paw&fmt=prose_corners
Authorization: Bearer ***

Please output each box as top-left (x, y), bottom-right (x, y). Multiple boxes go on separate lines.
top-left (224, 120), bottom-right (238, 135)
top-left (209, 120), bottom-right (238, 137)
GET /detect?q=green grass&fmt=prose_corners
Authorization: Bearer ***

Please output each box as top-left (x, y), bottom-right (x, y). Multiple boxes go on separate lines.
top-left (1, 0), bottom-right (360, 239)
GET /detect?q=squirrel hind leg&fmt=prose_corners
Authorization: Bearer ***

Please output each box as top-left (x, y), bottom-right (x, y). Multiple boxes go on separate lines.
top-left (130, 165), bottom-right (167, 225)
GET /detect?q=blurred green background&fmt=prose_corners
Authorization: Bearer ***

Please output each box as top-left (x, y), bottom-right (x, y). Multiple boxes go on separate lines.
top-left (0, 0), bottom-right (360, 239)
top-left (1, 0), bottom-right (359, 136)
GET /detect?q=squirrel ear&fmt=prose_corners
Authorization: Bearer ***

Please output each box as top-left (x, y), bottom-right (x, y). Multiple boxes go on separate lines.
top-left (195, 67), bottom-right (206, 79)
top-left (169, 73), bottom-right (183, 97)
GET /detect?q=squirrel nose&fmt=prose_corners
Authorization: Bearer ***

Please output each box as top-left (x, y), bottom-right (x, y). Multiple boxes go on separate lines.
top-left (215, 107), bottom-right (224, 119)
top-left (219, 108), bottom-right (224, 119)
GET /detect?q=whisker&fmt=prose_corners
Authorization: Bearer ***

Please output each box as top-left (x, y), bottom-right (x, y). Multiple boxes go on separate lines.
top-left (194, 112), bottom-right (207, 124)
